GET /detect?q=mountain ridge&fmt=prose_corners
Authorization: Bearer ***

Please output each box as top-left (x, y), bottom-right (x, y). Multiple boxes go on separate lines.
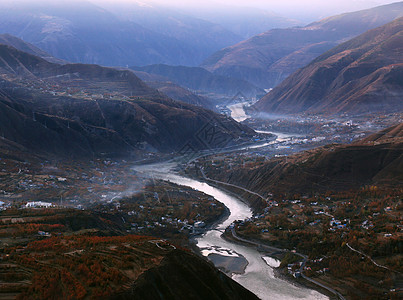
top-left (202, 2), bottom-right (403, 89)
top-left (254, 17), bottom-right (403, 115)
top-left (210, 123), bottom-right (403, 196)
top-left (0, 0), bottom-right (243, 67)
top-left (0, 33), bottom-right (67, 64)
top-left (131, 64), bottom-right (265, 99)
top-left (0, 45), bottom-right (254, 158)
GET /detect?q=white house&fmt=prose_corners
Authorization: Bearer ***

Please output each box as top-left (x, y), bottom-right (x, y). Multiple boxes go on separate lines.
top-left (25, 201), bottom-right (53, 208)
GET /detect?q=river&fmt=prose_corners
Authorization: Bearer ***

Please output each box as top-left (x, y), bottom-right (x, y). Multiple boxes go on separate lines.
top-left (132, 162), bottom-right (327, 300)
top-left (228, 102), bottom-right (249, 122)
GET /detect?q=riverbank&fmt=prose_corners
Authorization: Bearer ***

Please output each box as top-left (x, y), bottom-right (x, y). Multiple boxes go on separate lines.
top-left (188, 185), bottom-right (250, 276)
top-left (182, 166), bottom-right (265, 214)
top-left (135, 162), bottom-right (329, 300)
top-left (222, 228), bottom-right (344, 300)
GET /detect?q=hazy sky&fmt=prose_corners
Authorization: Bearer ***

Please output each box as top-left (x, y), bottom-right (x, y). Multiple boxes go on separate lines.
top-left (99, 0), bottom-right (398, 9)
top-left (8, 0), bottom-right (403, 21)
top-left (93, 0), bottom-right (401, 20)
top-left (143, 0), bottom-right (397, 6)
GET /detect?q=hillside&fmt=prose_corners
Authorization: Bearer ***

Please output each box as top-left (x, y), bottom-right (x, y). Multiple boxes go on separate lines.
top-left (0, 45), bottom-right (254, 158)
top-left (359, 122), bottom-right (403, 144)
top-left (0, 207), bottom-right (258, 300)
top-left (202, 2), bottom-right (403, 89)
top-left (0, 34), bottom-right (67, 64)
top-left (97, 1), bottom-right (243, 62)
top-left (119, 250), bottom-right (258, 300)
top-left (172, 5), bottom-right (301, 39)
top-left (0, 0), bottom-right (241, 67)
top-left (145, 81), bottom-right (214, 109)
top-left (202, 123), bottom-right (403, 196)
top-left (254, 17), bottom-right (403, 115)
top-left (0, 44), bottom-right (157, 96)
top-left (131, 64), bottom-right (265, 99)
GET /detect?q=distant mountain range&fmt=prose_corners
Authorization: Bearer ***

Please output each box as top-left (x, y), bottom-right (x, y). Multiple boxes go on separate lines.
top-left (175, 5), bottom-right (301, 39)
top-left (0, 44), bottom-right (254, 158)
top-left (202, 2), bottom-right (403, 89)
top-left (254, 17), bottom-right (403, 115)
top-left (0, 34), bottom-right (214, 109)
top-left (131, 64), bottom-right (265, 100)
top-left (0, 0), bottom-right (243, 67)
top-left (95, 1), bottom-right (244, 62)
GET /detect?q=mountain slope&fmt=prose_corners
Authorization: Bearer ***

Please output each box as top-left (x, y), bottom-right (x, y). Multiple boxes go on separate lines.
top-left (202, 2), bottom-right (403, 89)
top-left (254, 17), bottom-right (403, 115)
top-left (120, 250), bottom-right (259, 300)
top-left (0, 208), bottom-right (259, 300)
top-left (97, 1), bottom-right (243, 64)
top-left (0, 45), bottom-right (254, 158)
top-left (178, 5), bottom-right (301, 39)
top-left (0, 44), bottom-right (156, 96)
top-left (145, 81), bottom-right (214, 109)
top-left (211, 123), bottom-right (403, 196)
top-left (0, 0), bottom-right (241, 67)
top-left (131, 64), bottom-right (265, 99)
top-left (0, 33), bottom-right (67, 64)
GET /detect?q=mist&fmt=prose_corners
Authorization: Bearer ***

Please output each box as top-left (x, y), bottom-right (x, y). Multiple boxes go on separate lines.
top-left (5, 0), bottom-right (401, 23)
top-left (92, 0), bottom-right (402, 21)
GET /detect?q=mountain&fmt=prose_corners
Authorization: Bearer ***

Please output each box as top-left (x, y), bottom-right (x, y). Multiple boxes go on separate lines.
top-left (145, 81), bottom-right (214, 110)
top-left (177, 5), bottom-right (301, 39)
top-left (132, 70), bottom-right (214, 109)
top-left (202, 2), bottom-right (403, 89)
top-left (0, 0), bottom-right (192, 66)
top-left (360, 122), bottom-right (403, 144)
top-left (131, 64), bottom-right (265, 100)
top-left (212, 123), bottom-right (403, 196)
top-left (0, 44), bottom-right (156, 95)
top-left (0, 0), bottom-right (241, 67)
top-left (0, 33), bottom-right (67, 64)
top-left (254, 17), bottom-right (403, 115)
top-left (0, 45), bottom-right (254, 158)
top-left (96, 1), bottom-right (243, 63)
top-left (119, 250), bottom-right (259, 300)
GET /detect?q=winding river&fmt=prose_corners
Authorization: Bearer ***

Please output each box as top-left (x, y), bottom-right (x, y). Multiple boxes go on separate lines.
top-left (132, 162), bottom-right (327, 300)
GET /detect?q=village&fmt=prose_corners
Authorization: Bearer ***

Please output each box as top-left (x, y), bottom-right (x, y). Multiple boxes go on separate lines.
top-left (227, 186), bottom-right (402, 297)
top-left (0, 164), bottom-right (227, 249)
top-left (1, 73), bottom-right (134, 102)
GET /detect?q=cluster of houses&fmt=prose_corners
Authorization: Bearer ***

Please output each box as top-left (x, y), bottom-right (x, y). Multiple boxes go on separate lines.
top-left (287, 262), bottom-right (302, 278)
top-left (361, 220), bottom-right (374, 230)
top-left (130, 216), bottom-right (206, 234)
top-left (25, 201), bottom-right (53, 208)
top-left (329, 218), bottom-right (350, 231)
top-left (0, 200), bottom-right (9, 211)
top-left (38, 230), bottom-right (51, 237)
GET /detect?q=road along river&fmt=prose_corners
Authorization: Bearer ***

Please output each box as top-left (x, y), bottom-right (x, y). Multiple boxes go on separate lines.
top-left (132, 162), bottom-right (327, 300)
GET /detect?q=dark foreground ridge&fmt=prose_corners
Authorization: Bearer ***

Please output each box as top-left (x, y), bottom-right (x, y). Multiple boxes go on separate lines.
top-left (116, 250), bottom-right (259, 300)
